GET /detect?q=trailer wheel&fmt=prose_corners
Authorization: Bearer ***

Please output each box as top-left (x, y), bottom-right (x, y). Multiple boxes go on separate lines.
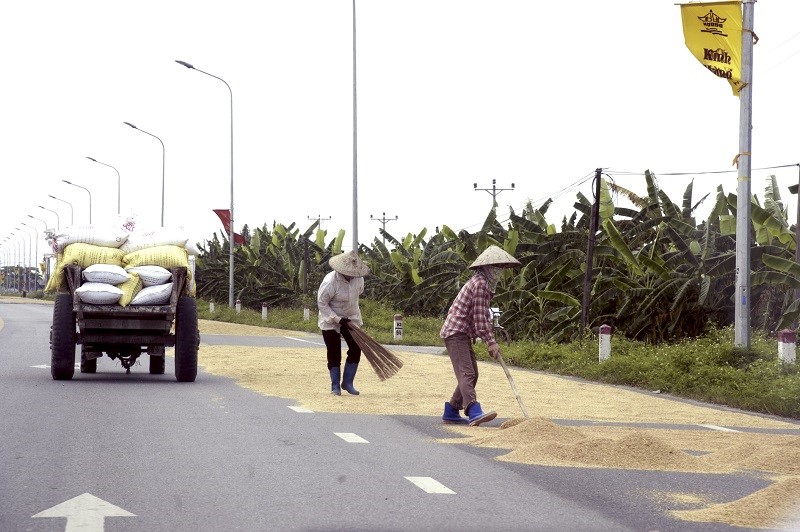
top-left (174, 296), bottom-right (198, 382)
top-left (150, 355), bottom-right (165, 375)
top-left (50, 294), bottom-right (76, 380)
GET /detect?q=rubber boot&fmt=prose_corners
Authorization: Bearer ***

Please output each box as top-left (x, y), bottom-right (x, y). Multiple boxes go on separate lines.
top-left (341, 362), bottom-right (360, 395)
top-left (330, 366), bottom-right (342, 396)
top-left (442, 402), bottom-right (469, 424)
top-left (466, 401), bottom-right (497, 427)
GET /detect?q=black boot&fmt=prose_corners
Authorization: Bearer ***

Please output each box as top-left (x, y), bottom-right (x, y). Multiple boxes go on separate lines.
top-left (330, 366), bottom-right (342, 395)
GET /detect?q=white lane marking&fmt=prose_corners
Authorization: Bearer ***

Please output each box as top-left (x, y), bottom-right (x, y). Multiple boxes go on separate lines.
top-left (698, 424), bottom-right (741, 433)
top-left (335, 432), bottom-right (369, 443)
top-left (288, 406), bottom-right (315, 413)
top-left (33, 492), bottom-right (135, 531)
top-left (405, 476), bottom-right (456, 494)
top-left (284, 336), bottom-right (324, 345)
top-left (31, 364), bottom-right (80, 369)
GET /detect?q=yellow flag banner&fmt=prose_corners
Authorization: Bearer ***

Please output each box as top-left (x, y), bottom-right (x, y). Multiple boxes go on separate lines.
top-left (680, 1), bottom-right (743, 96)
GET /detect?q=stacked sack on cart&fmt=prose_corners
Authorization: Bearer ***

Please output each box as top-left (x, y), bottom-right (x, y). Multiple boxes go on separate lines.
top-left (44, 223), bottom-right (198, 306)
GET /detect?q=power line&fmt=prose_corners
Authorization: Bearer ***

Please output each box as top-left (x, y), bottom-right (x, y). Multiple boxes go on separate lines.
top-left (605, 162), bottom-right (799, 177)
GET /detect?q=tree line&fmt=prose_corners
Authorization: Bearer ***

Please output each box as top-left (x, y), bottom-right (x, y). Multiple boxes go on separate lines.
top-left (194, 171), bottom-right (800, 343)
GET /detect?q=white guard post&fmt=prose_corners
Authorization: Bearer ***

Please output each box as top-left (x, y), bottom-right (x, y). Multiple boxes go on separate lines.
top-left (599, 324), bottom-right (612, 362)
top-left (209, 301), bottom-right (215, 314)
top-left (778, 329), bottom-right (796, 365)
top-left (490, 307), bottom-right (501, 328)
top-left (394, 314), bottom-right (403, 341)
top-left (262, 302), bottom-right (268, 321)
top-left (303, 305), bottom-right (310, 321)
top-left (235, 299), bottom-right (241, 314)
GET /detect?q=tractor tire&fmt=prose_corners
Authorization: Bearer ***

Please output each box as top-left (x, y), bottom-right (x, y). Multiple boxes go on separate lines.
top-left (80, 356), bottom-right (97, 374)
top-left (174, 296), bottom-right (198, 382)
top-left (50, 294), bottom-right (76, 380)
top-left (149, 355), bottom-right (165, 375)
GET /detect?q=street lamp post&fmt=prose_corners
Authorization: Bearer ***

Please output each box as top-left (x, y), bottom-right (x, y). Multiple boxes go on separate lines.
top-left (176, 60), bottom-right (235, 308)
top-left (14, 228), bottom-right (30, 291)
top-left (20, 222), bottom-right (39, 288)
top-left (11, 238), bottom-right (20, 291)
top-left (6, 237), bottom-right (17, 290)
top-left (124, 122), bottom-right (165, 227)
top-left (86, 156), bottom-right (121, 215)
top-left (62, 180), bottom-right (92, 224)
top-left (0, 238), bottom-right (7, 290)
top-left (28, 214), bottom-right (49, 233)
top-left (27, 216), bottom-right (49, 283)
top-left (48, 195), bottom-right (74, 226)
top-left (37, 205), bottom-right (61, 230)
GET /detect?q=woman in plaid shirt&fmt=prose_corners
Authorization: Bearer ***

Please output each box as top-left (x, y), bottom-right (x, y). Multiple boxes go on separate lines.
top-left (440, 245), bottom-right (521, 426)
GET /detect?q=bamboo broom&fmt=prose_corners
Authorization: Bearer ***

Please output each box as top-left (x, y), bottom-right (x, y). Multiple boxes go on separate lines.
top-left (346, 324), bottom-right (403, 380)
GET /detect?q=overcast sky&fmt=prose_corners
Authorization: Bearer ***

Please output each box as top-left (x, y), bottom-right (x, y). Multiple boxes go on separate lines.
top-left (2, 1), bottom-right (800, 265)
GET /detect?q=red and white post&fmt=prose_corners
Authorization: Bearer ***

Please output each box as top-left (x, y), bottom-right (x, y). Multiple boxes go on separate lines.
top-left (778, 329), bottom-right (796, 365)
top-left (599, 324), bottom-right (612, 362)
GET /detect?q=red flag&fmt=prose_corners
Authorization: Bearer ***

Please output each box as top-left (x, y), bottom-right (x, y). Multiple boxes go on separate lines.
top-left (213, 209), bottom-right (245, 245)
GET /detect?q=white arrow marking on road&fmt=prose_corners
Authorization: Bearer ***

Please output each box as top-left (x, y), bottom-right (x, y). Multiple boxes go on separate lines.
top-left (32, 492), bottom-right (135, 532)
top-left (405, 477), bottom-right (456, 494)
top-left (334, 432), bottom-right (369, 443)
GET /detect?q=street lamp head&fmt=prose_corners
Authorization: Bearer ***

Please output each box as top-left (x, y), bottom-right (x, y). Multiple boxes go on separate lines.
top-left (511, 183), bottom-right (515, 189)
top-left (48, 195), bottom-right (57, 200)
top-left (62, 179), bottom-right (72, 185)
top-left (123, 121), bottom-right (137, 130)
top-left (175, 60), bottom-right (195, 69)
top-left (473, 183), bottom-right (477, 189)
top-left (86, 156), bottom-right (97, 162)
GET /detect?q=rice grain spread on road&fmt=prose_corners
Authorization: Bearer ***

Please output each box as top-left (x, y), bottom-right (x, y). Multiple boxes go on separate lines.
top-left (195, 319), bottom-right (800, 530)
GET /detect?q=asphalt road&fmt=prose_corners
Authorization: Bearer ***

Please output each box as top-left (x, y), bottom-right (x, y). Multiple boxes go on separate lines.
top-left (0, 301), bottom-right (783, 531)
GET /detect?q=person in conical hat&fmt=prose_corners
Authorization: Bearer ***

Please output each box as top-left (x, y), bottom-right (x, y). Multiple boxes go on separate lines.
top-left (317, 251), bottom-right (370, 396)
top-left (439, 245), bottom-right (521, 426)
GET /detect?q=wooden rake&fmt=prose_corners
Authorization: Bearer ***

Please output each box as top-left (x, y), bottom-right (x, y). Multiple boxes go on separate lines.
top-left (496, 353), bottom-right (529, 418)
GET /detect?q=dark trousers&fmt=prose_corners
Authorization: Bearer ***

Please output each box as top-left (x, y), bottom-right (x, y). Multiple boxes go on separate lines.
top-left (322, 328), bottom-right (361, 369)
top-left (444, 333), bottom-right (479, 410)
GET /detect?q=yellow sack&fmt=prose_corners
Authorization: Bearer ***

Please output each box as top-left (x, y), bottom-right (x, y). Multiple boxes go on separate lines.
top-left (44, 252), bottom-right (65, 293)
top-left (64, 243), bottom-right (126, 268)
top-left (123, 245), bottom-right (189, 269)
top-left (46, 245), bottom-right (125, 293)
top-left (117, 272), bottom-right (143, 307)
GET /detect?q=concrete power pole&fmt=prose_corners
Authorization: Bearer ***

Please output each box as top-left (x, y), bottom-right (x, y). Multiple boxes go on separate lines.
top-left (370, 212), bottom-right (398, 245)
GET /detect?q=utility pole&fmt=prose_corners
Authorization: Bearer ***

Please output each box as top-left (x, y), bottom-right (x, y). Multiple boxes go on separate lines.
top-left (734, 0), bottom-right (755, 349)
top-left (581, 168), bottom-right (603, 336)
top-left (307, 215), bottom-right (331, 231)
top-left (788, 164), bottom-right (800, 323)
top-left (370, 212), bottom-right (397, 245)
top-left (474, 179), bottom-right (515, 206)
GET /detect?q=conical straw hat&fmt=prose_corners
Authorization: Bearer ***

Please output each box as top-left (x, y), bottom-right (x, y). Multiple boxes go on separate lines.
top-left (329, 251), bottom-right (370, 277)
top-left (468, 245), bottom-right (522, 269)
